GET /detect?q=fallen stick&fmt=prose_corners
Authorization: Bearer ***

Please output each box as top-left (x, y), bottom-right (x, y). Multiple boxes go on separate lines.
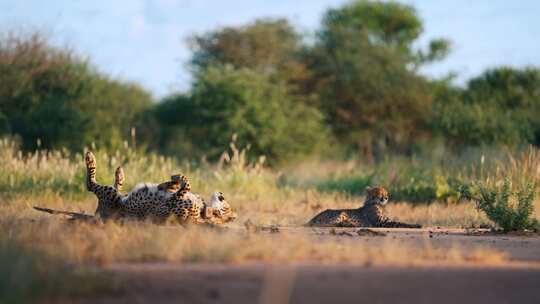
top-left (33, 206), bottom-right (96, 221)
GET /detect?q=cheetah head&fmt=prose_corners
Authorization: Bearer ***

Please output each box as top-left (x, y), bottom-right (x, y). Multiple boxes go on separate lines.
top-left (207, 191), bottom-right (236, 223)
top-left (365, 186), bottom-right (389, 205)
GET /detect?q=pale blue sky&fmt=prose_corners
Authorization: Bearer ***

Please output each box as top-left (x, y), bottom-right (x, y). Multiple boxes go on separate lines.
top-left (2, 0), bottom-right (539, 98)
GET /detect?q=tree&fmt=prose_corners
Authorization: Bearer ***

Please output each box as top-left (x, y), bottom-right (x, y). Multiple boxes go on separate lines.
top-left (152, 65), bottom-right (329, 163)
top-left (307, 0), bottom-right (450, 159)
top-left (434, 67), bottom-right (540, 147)
top-left (189, 18), bottom-right (316, 105)
top-left (77, 75), bottom-right (153, 150)
top-left (190, 19), bottom-right (305, 77)
top-left (0, 32), bottom-right (153, 151)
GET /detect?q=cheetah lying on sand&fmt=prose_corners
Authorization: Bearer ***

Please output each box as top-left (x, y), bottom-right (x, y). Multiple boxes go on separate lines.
top-left (307, 186), bottom-right (421, 228)
top-left (35, 152), bottom-right (235, 225)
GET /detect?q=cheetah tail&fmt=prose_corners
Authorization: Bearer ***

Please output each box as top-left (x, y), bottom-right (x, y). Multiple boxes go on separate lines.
top-left (33, 206), bottom-right (95, 220)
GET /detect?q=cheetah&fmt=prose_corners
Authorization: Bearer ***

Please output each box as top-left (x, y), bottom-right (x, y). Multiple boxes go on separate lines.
top-left (307, 186), bottom-right (421, 228)
top-left (85, 151), bottom-right (235, 225)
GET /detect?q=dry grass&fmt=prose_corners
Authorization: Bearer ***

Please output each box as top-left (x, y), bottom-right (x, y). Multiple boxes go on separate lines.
top-left (1, 218), bottom-right (507, 267)
top-left (386, 202), bottom-right (488, 228)
top-left (0, 136), bottom-right (497, 228)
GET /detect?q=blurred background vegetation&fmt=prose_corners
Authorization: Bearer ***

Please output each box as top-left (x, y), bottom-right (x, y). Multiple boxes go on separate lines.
top-left (1, 0), bottom-right (539, 165)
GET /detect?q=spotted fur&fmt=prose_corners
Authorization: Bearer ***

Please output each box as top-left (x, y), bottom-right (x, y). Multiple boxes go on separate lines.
top-left (307, 187), bottom-right (421, 228)
top-left (85, 151), bottom-right (235, 225)
top-left (113, 166), bottom-right (125, 192)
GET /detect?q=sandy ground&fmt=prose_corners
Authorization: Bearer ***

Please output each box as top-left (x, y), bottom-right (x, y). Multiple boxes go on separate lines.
top-left (303, 227), bottom-right (540, 261)
top-left (55, 228), bottom-right (540, 304)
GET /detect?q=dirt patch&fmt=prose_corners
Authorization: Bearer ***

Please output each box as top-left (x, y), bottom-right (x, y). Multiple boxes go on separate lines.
top-left (286, 227), bottom-right (540, 262)
top-left (60, 263), bottom-right (540, 304)
top-left (48, 227), bottom-right (540, 304)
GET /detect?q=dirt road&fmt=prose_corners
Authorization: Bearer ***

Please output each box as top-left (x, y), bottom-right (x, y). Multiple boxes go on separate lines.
top-left (60, 228), bottom-right (540, 304)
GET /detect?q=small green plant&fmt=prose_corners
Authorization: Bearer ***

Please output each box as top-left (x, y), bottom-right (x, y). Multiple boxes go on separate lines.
top-left (475, 179), bottom-right (538, 232)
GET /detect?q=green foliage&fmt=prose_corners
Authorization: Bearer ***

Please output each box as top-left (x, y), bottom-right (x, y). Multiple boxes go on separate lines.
top-left (434, 93), bottom-right (523, 146)
top-left (316, 174), bottom-right (374, 195)
top-left (189, 19), bottom-right (303, 77)
top-left (475, 179), bottom-right (538, 232)
top-left (189, 18), bottom-right (316, 107)
top-left (320, 0), bottom-right (423, 57)
top-left (306, 0), bottom-right (448, 157)
top-left (0, 111), bottom-right (11, 135)
top-left (416, 38), bottom-right (451, 65)
top-left (152, 65), bottom-right (330, 163)
top-left (77, 75), bottom-right (153, 150)
top-left (0, 33), bottom-right (91, 150)
top-left (184, 2), bottom-right (452, 159)
top-left (434, 67), bottom-right (540, 147)
top-left (0, 32), bottom-right (152, 151)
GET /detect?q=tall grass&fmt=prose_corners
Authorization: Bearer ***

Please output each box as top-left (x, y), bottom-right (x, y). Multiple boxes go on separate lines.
top-left (282, 146), bottom-right (540, 207)
top-left (3, 138), bottom-right (540, 227)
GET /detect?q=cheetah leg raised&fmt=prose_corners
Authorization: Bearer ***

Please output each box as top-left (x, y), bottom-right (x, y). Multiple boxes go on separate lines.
top-left (156, 174), bottom-right (187, 193)
top-left (174, 175), bottom-right (191, 200)
top-left (85, 152), bottom-right (123, 217)
top-left (113, 166), bottom-right (125, 193)
top-left (166, 175), bottom-right (193, 224)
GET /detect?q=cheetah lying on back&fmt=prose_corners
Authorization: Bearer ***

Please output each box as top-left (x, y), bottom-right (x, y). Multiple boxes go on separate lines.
top-left (307, 187), bottom-right (421, 228)
top-left (85, 151), bottom-right (236, 225)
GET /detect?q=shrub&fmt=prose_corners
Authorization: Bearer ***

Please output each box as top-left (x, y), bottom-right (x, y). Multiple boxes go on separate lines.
top-left (434, 67), bottom-right (540, 148)
top-left (152, 65), bottom-right (330, 164)
top-left (0, 32), bottom-right (153, 151)
top-left (475, 179), bottom-right (538, 232)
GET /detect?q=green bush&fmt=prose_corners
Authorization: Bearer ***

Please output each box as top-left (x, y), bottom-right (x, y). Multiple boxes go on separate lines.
top-left (152, 65), bottom-right (330, 163)
top-left (0, 32), bottom-right (153, 151)
top-left (434, 67), bottom-right (540, 148)
top-left (475, 179), bottom-right (539, 232)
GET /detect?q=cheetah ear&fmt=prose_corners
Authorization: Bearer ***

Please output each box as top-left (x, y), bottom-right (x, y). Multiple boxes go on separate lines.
top-left (366, 186), bottom-right (377, 196)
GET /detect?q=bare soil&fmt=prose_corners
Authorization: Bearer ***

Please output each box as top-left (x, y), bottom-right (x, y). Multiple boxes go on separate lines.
top-left (52, 228), bottom-right (540, 304)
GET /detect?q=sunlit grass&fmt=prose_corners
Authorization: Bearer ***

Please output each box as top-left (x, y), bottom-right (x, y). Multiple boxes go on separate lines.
top-left (1, 219), bottom-right (507, 267)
